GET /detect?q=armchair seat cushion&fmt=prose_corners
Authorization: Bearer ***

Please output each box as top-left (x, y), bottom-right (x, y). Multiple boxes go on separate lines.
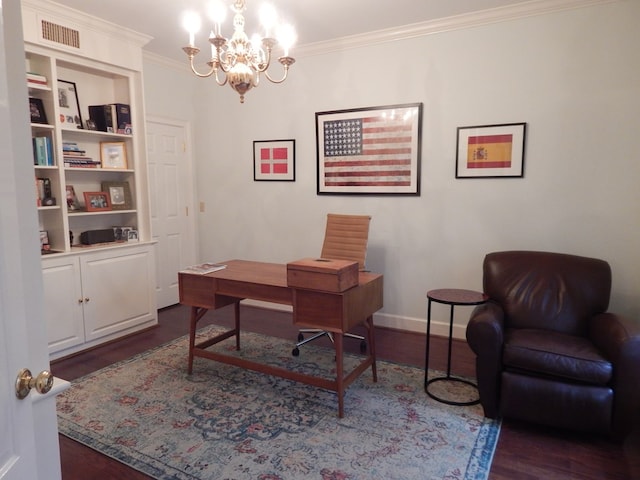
top-left (503, 328), bottom-right (613, 385)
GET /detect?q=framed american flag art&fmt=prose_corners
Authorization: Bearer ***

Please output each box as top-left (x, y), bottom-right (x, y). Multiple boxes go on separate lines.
top-left (456, 122), bottom-right (527, 178)
top-left (253, 139), bottom-right (295, 181)
top-left (316, 103), bottom-right (423, 195)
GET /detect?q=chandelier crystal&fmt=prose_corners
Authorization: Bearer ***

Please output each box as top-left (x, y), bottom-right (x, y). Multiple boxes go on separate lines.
top-left (182, 0), bottom-right (296, 103)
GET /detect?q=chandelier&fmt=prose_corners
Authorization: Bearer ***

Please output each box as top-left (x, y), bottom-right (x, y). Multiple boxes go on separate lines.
top-left (182, 0), bottom-right (296, 103)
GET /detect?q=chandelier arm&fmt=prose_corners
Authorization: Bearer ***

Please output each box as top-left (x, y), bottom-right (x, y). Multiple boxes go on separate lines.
top-left (263, 57), bottom-right (296, 84)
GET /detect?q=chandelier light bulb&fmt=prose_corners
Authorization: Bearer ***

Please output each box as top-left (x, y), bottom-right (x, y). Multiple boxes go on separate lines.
top-left (182, 11), bottom-right (201, 46)
top-left (207, 0), bottom-right (228, 35)
top-left (259, 3), bottom-right (278, 38)
top-left (277, 23), bottom-right (296, 57)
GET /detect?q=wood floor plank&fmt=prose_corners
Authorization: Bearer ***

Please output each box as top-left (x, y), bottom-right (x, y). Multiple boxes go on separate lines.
top-left (51, 304), bottom-right (638, 480)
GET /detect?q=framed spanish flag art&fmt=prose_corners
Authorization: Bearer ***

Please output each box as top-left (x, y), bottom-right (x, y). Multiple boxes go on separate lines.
top-left (456, 122), bottom-right (526, 178)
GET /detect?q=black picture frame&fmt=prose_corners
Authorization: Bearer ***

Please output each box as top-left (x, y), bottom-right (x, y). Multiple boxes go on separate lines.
top-left (29, 97), bottom-right (47, 124)
top-left (253, 139), bottom-right (296, 181)
top-left (315, 103), bottom-right (423, 195)
top-left (57, 79), bottom-right (83, 130)
top-left (455, 122), bottom-right (527, 178)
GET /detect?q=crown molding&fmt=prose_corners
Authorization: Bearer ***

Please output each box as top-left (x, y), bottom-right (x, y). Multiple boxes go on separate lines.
top-left (295, 0), bottom-right (617, 57)
top-left (143, 51), bottom-right (188, 72)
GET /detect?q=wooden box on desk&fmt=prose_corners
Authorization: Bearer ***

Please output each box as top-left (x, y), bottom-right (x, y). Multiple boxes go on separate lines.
top-left (286, 258), bottom-right (358, 293)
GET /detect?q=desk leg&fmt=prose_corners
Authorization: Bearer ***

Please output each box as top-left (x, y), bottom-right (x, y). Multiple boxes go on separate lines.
top-left (234, 301), bottom-right (241, 350)
top-left (188, 306), bottom-right (208, 374)
top-left (335, 333), bottom-right (344, 418)
top-left (366, 315), bottom-right (378, 382)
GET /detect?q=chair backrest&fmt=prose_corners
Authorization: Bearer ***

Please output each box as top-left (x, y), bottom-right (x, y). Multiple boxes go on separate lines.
top-left (320, 213), bottom-right (371, 271)
top-left (483, 250), bottom-right (611, 335)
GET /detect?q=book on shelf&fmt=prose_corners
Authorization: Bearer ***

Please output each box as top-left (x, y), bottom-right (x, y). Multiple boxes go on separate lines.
top-left (180, 262), bottom-right (227, 275)
top-left (32, 136), bottom-right (54, 166)
top-left (27, 72), bottom-right (47, 86)
top-left (88, 103), bottom-right (132, 134)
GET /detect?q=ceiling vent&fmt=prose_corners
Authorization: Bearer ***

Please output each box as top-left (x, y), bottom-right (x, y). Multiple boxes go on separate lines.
top-left (41, 20), bottom-right (80, 49)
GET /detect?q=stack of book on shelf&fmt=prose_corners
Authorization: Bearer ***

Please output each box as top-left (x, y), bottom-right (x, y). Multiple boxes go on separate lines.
top-left (27, 72), bottom-right (48, 88)
top-left (32, 136), bottom-right (54, 166)
top-left (88, 103), bottom-right (132, 134)
top-left (63, 142), bottom-right (100, 168)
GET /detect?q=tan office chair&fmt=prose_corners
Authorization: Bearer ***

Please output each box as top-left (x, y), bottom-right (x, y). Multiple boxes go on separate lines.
top-left (292, 213), bottom-right (371, 356)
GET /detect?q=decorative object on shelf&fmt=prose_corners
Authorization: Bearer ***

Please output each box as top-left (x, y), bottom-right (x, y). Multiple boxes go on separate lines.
top-left (100, 141), bottom-right (128, 169)
top-left (83, 191), bottom-right (111, 212)
top-left (66, 185), bottom-right (79, 211)
top-left (85, 119), bottom-right (97, 130)
top-left (316, 103), bottom-right (423, 196)
top-left (101, 181), bottom-right (132, 210)
top-left (253, 139), bottom-right (295, 181)
top-left (57, 80), bottom-right (83, 130)
top-left (39, 231), bottom-right (51, 253)
top-left (181, 0), bottom-right (296, 103)
top-left (127, 229), bottom-right (139, 242)
top-left (29, 97), bottom-right (48, 124)
top-left (456, 122), bottom-right (527, 178)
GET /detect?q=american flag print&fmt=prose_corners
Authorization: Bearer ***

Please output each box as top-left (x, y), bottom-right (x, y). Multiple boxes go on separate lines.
top-left (317, 104), bottom-right (422, 194)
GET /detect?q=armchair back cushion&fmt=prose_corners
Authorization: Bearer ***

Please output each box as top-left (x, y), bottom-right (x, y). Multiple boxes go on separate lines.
top-left (483, 251), bottom-right (611, 335)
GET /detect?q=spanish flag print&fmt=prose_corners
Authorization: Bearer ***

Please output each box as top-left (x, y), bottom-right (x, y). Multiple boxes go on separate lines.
top-left (466, 134), bottom-right (513, 168)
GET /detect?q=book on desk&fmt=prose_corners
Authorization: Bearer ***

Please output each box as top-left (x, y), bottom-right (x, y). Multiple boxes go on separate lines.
top-left (180, 262), bottom-right (227, 275)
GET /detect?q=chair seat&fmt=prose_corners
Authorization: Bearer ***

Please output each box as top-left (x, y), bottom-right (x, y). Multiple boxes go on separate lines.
top-left (503, 328), bottom-right (612, 385)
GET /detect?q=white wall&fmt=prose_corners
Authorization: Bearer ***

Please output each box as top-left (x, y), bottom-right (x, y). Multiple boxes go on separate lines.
top-left (144, 1), bottom-right (640, 337)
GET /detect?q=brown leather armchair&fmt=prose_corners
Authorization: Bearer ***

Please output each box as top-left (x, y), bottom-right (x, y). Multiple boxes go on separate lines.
top-left (466, 251), bottom-right (640, 437)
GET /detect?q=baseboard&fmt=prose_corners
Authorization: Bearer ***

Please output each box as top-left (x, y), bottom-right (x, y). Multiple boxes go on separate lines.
top-left (241, 299), bottom-right (467, 340)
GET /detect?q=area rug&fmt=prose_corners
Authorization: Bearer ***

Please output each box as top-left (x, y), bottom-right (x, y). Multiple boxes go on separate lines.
top-left (57, 325), bottom-right (501, 480)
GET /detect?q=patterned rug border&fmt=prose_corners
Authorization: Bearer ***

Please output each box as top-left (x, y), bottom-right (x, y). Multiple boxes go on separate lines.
top-left (59, 325), bottom-right (501, 480)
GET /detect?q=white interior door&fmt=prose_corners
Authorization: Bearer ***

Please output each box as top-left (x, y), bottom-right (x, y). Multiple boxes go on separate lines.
top-left (1, 1), bottom-right (62, 478)
top-left (147, 117), bottom-right (197, 308)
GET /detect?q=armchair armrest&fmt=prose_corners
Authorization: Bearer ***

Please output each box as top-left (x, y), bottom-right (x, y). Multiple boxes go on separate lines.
top-left (590, 313), bottom-right (640, 437)
top-left (466, 301), bottom-right (505, 418)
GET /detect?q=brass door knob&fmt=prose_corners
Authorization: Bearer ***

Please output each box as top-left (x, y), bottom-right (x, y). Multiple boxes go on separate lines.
top-left (15, 368), bottom-right (54, 399)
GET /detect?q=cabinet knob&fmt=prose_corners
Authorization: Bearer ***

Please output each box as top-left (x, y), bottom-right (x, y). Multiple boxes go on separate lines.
top-left (78, 298), bottom-right (83, 304)
top-left (84, 297), bottom-right (90, 303)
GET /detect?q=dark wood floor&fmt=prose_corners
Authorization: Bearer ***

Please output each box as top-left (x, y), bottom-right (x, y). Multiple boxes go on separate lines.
top-left (52, 304), bottom-right (639, 480)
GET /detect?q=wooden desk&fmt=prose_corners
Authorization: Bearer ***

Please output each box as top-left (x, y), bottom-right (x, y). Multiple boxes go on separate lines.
top-left (178, 259), bottom-right (384, 417)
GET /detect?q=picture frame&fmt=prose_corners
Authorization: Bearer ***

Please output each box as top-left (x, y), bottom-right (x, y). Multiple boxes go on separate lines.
top-left (83, 191), bottom-right (111, 212)
top-left (253, 139), bottom-right (295, 181)
top-left (66, 185), bottom-right (79, 211)
top-left (101, 181), bottom-right (133, 210)
top-left (57, 80), bottom-right (83, 130)
top-left (100, 142), bottom-right (128, 169)
top-left (29, 97), bottom-right (48, 124)
top-left (455, 122), bottom-right (527, 178)
top-left (316, 103), bottom-right (423, 195)
top-left (127, 229), bottom-right (139, 242)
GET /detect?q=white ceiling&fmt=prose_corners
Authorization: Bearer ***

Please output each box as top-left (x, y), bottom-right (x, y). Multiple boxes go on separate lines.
top-left (46, 0), bottom-right (530, 62)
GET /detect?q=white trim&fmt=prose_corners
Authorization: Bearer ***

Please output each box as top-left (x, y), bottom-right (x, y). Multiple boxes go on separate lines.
top-left (295, 0), bottom-right (617, 57)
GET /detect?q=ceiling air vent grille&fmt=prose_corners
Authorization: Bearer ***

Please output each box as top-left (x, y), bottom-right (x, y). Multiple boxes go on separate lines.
top-left (41, 20), bottom-right (80, 49)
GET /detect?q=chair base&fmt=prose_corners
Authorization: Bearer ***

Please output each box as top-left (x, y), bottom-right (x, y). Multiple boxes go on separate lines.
top-left (292, 329), bottom-right (366, 356)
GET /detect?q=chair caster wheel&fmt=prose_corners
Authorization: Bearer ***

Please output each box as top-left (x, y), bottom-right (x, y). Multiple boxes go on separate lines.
top-left (292, 348), bottom-right (300, 356)
top-left (297, 333), bottom-right (304, 342)
top-left (360, 341), bottom-right (367, 353)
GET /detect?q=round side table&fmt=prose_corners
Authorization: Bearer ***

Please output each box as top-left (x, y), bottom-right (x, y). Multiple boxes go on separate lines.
top-left (425, 288), bottom-right (488, 406)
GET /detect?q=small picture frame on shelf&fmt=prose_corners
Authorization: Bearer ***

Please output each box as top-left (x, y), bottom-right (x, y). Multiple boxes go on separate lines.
top-left (40, 230), bottom-right (51, 253)
top-left (100, 142), bottom-right (128, 169)
top-left (66, 185), bottom-right (79, 211)
top-left (127, 229), bottom-right (139, 242)
top-left (101, 181), bottom-right (132, 210)
top-left (83, 191), bottom-right (111, 212)
top-left (29, 97), bottom-right (48, 124)
top-left (57, 80), bottom-right (83, 130)
top-left (85, 119), bottom-right (97, 130)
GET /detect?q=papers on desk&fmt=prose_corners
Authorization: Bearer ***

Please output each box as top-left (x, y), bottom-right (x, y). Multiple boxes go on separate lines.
top-left (180, 262), bottom-right (227, 275)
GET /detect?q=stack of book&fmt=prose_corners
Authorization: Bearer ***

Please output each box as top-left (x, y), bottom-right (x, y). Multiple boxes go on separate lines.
top-left (63, 142), bottom-right (100, 168)
top-left (27, 72), bottom-right (48, 88)
top-left (88, 103), bottom-right (132, 134)
top-left (32, 136), bottom-right (54, 166)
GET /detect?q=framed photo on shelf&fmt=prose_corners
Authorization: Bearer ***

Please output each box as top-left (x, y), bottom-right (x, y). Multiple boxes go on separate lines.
top-left (29, 97), bottom-right (48, 124)
top-left (57, 80), bottom-right (83, 130)
top-left (455, 122), bottom-right (527, 178)
top-left (66, 185), bottom-right (79, 211)
top-left (83, 191), bottom-right (111, 212)
top-left (101, 181), bottom-right (132, 210)
top-left (253, 139), bottom-right (295, 181)
top-left (316, 103), bottom-right (423, 195)
top-left (100, 142), bottom-right (128, 169)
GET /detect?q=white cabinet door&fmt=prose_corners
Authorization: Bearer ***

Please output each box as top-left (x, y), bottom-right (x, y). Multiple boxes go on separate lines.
top-left (82, 245), bottom-right (156, 342)
top-left (42, 256), bottom-right (85, 354)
